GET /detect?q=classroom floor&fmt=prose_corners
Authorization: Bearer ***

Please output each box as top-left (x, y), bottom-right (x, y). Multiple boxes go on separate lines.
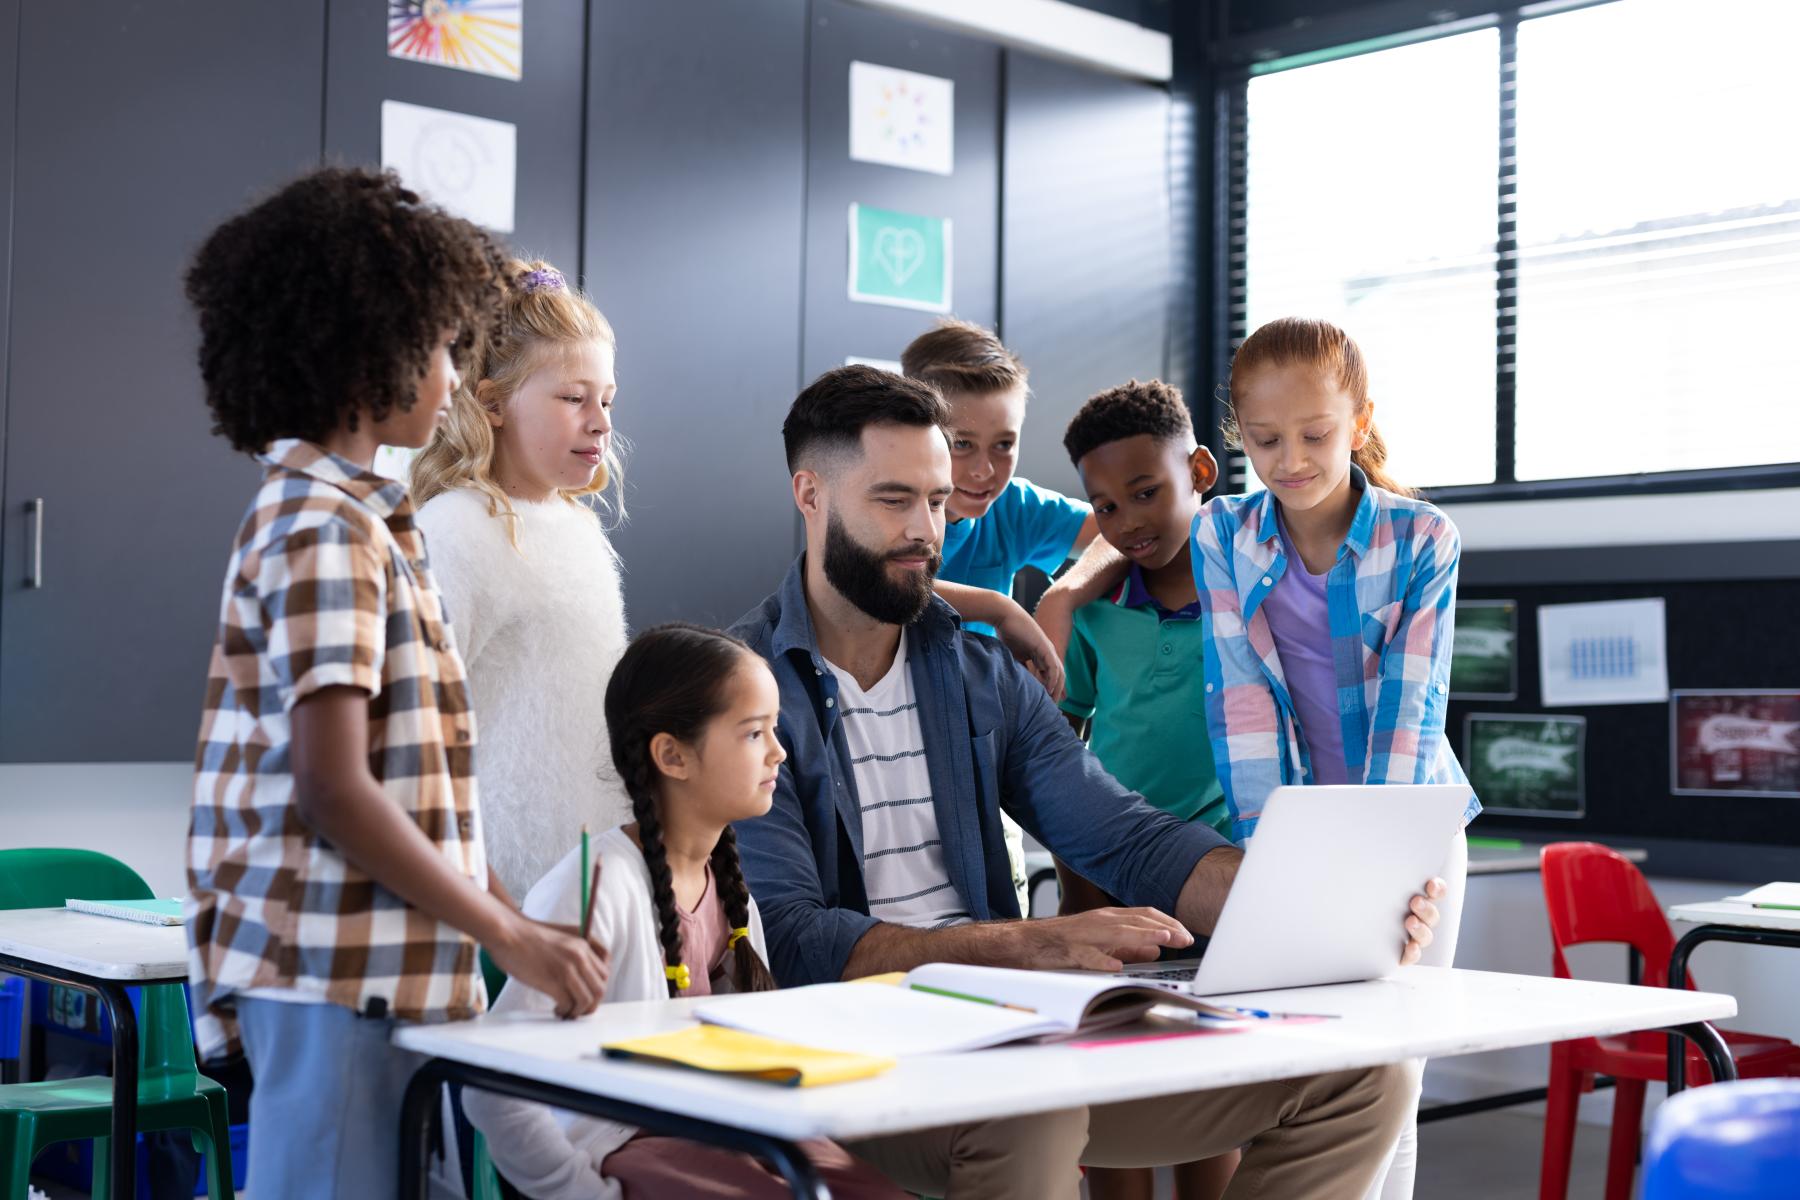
top-left (33, 1109), bottom-right (1614, 1199)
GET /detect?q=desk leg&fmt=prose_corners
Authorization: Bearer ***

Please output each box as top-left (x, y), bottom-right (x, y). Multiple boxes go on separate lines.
top-left (96, 981), bottom-right (140, 1200)
top-left (1665, 924), bottom-right (1800, 1096)
top-left (1662, 1022), bottom-right (1735, 1096)
top-left (400, 1059), bottom-right (831, 1200)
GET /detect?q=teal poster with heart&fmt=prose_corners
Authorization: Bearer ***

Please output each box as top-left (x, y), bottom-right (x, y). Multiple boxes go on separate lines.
top-left (848, 202), bottom-right (952, 312)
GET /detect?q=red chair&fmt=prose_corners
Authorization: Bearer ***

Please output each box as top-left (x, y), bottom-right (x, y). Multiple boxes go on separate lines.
top-left (1538, 842), bottom-right (1800, 1200)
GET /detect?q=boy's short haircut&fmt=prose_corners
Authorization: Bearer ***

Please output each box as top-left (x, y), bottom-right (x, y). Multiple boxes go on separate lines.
top-left (186, 166), bottom-right (507, 454)
top-left (783, 364), bottom-right (950, 474)
top-left (1062, 378), bottom-right (1195, 466)
top-left (900, 317), bottom-right (1029, 401)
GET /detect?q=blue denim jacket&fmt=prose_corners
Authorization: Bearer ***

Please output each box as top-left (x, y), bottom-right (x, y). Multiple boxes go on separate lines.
top-left (729, 556), bottom-right (1230, 987)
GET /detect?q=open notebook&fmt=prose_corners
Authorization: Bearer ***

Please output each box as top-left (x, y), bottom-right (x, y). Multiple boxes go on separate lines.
top-left (691, 963), bottom-right (1268, 1058)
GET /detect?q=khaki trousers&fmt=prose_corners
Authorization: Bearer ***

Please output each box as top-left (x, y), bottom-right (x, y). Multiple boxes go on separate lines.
top-left (843, 1061), bottom-right (1413, 1199)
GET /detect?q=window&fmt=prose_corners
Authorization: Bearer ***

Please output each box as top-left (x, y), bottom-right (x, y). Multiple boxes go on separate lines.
top-left (1229, 0), bottom-right (1800, 495)
top-left (1245, 32), bottom-right (1500, 489)
top-left (1514, 0), bottom-right (1800, 480)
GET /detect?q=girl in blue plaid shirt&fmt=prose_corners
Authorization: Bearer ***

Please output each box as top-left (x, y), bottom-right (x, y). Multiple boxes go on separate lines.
top-left (1199, 317), bottom-right (1475, 1200)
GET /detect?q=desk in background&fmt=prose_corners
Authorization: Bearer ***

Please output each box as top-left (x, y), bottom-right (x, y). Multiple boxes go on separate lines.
top-left (1666, 898), bottom-right (1800, 1094)
top-left (0, 907), bottom-right (189, 1200)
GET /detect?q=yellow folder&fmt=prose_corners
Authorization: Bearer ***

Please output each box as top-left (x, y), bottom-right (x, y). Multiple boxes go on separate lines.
top-left (601, 1024), bottom-right (895, 1088)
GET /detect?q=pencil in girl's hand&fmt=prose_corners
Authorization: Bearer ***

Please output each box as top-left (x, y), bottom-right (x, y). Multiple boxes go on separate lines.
top-left (580, 858), bottom-right (603, 941)
top-left (579, 824), bottom-right (591, 926)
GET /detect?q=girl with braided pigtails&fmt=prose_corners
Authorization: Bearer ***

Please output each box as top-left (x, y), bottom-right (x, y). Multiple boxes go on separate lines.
top-left (463, 624), bottom-right (905, 1200)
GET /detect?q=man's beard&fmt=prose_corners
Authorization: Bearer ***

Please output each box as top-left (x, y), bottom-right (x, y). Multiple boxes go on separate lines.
top-left (823, 512), bottom-right (941, 626)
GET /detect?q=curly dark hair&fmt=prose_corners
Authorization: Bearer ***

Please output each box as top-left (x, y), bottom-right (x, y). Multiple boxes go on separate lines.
top-left (1062, 378), bottom-right (1194, 466)
top-left (185, 166), bottom-right (507, 453)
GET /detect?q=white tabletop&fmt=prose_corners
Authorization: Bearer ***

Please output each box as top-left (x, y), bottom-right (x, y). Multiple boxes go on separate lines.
top-left (394, 966), bottom-right (1735, 1143)
top-left (1668, 899), bottom-right (1800, 935)
top-left (0, 907), bottom-right (189, 981)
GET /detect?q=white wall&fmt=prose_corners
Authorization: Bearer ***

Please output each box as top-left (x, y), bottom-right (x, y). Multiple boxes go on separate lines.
top-left (1441, 487), bottom-right (1800, 550)
top-left (0, 763), bottom-right (192, 896)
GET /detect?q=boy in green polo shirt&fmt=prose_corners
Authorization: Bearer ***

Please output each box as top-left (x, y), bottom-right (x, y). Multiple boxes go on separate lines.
top-left (1059, 377), bottom-right (1233, 854)
top-left (1058, 378), bottom-right (1237, 1200)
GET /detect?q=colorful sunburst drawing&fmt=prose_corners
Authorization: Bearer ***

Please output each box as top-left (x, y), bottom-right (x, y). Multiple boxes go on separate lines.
top-left (389, 0), bottom-right (523, 81)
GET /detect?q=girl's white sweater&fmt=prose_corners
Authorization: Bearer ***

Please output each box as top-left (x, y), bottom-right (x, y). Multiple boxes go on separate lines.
top-left (461, 827), bottom-right (770, 1200)
top-left (416, 486), bottom-right (631, 898)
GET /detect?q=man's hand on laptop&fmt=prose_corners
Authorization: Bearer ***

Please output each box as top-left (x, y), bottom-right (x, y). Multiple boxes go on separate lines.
top-left (1018, 906), bottom-right (1193, 972)
top-left (1399, 877), bottom-right (1447, 966)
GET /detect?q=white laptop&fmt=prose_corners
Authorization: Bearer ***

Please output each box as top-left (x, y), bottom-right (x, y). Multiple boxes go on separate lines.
top-left (1113, 784), bottom-right (1470, 995)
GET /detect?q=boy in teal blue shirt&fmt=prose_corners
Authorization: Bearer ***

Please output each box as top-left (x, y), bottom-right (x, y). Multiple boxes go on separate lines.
top-left (903, 318), bottom-right (1099, 915)
top-left (902, 318), bottom-right (1097, 636)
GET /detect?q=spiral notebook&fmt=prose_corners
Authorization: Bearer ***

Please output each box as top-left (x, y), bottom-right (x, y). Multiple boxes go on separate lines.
top-left (65, 898), bottom-right (184, 926)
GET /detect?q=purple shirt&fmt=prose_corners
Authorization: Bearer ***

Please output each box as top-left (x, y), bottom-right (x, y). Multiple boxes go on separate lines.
top-left (1259, 517), bottom-right (1350, 785)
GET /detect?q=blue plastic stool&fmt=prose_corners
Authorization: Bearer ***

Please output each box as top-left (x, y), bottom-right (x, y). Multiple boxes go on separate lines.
top-left (1643, 1079), bottom-right (1800, 1198)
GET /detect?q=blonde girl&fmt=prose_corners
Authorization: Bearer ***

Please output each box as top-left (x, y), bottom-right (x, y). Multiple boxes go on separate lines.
top-left (412, 260), bottom-right (630, 899)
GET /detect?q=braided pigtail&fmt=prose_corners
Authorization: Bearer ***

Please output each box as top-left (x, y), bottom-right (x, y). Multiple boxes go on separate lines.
top-left (618, 735), bottom-right (687, 997)
top-left (710, 825), bottom-right (778, 993)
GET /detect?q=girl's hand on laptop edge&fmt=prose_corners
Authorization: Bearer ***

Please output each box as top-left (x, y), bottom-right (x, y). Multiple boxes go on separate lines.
top-left (1399, 878), bottom-right (1447, 966)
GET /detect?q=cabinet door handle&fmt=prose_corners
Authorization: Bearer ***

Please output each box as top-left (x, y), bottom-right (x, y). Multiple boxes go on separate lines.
top-left (25, 498), bottom-right (44, 588)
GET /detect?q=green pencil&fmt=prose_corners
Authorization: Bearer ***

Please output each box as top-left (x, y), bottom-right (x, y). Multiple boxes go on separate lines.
top-left (580, 825), bottom-right (591, 924)
top-left (911, 983), bottom-right (1036, 1013)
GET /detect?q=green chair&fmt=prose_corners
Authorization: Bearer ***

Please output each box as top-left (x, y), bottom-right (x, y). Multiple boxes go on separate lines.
top-left (0, 848), bottom-right (235, 1200)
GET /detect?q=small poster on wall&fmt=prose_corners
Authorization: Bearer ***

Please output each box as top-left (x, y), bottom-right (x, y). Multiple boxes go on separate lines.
top-left (849, 61), bottom-right (955, 176)
top-left (846, 356), bottom-right (904, 374)
top-left (1538, 597), bottom-right (1669, 706)
top-left (388, 0), bottom-right (523, 81)
top-left (847, 203), bottom-right (952, 313)
top-left (1465, 713), bottom-right (1587, 818)
top-left (382, 100), bottom-right (517, 233)
top-left (1450, 599), bottom-right (1518, 701)
top-left (1671, 690), bottom-right (1800, 799)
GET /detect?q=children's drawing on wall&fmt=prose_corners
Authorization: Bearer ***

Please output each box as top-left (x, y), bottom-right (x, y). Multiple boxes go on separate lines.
top-left (389, 0), bottom-right (523, 81)
top-left (381, 100), bottom-right (517, 233)
top-left (849, 61), bottom-right (954, 176)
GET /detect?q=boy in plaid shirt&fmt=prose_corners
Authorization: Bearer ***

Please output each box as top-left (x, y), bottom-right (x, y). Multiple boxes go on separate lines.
top-left (184, 168), bottom-right (609, 1196)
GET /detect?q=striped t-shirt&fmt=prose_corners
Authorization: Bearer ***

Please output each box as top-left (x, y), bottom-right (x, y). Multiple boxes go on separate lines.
top-left (826, 631), bottom-right (971, 929)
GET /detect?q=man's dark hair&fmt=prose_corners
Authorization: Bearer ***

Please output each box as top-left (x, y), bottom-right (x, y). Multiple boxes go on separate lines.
top-left (1062, 378), bottom-right (1195, 466)
top-left (782, 365), bottom-right (951, 473)
top-left (185, 166), bottom-right (507, 453)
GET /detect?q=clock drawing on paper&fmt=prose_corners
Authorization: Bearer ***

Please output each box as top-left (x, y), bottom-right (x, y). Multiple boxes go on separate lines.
top-left (389, 0), bottom-right (523, 81)
top-left (849, 62), bottom-right (954, 176)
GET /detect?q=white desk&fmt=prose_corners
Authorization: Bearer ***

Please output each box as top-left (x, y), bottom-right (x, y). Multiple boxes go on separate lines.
top-left (1664, 897), bottom-right (1800, 1094)
top-left (395, 967), bottom-right (1736, 1198)
top-left (0, 907), bottom-right (190, 1200)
